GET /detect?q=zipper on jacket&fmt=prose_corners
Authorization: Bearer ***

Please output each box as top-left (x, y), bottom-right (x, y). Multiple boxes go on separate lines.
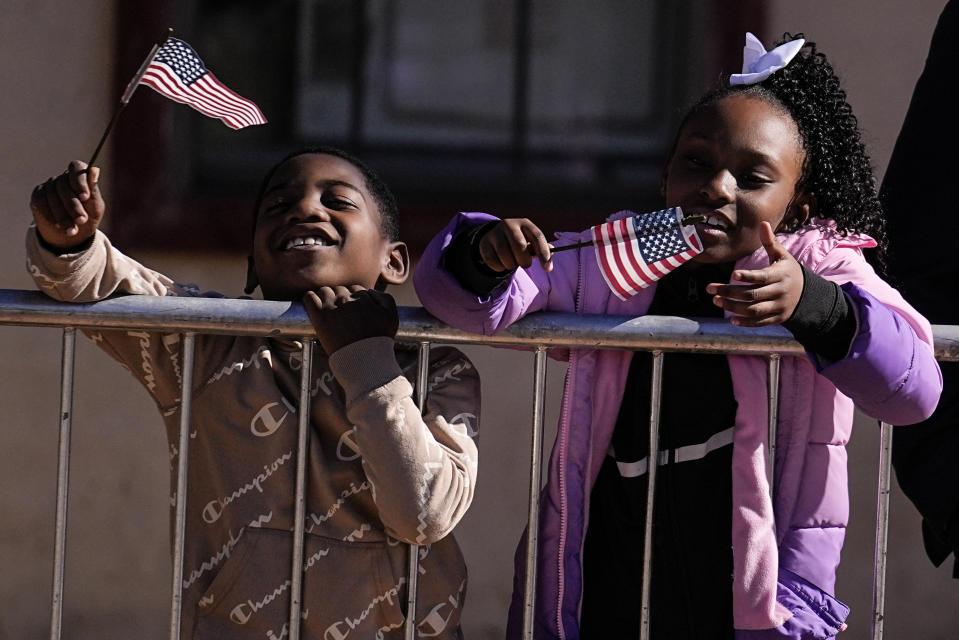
top-left (553, 244), bottom-right (587, 640)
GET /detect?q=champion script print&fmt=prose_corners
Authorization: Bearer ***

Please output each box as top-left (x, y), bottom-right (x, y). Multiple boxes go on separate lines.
top-left (27, 224), bottom-right (480, 637)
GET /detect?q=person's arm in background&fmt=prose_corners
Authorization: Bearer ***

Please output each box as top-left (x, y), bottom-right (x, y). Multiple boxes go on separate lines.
top-left (880, 0), bottom-right (959, 577)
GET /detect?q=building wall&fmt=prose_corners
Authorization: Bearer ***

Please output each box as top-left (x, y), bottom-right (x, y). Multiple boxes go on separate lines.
top-left (0, 3), bottom-right (167, 638)
top-left (0, 2), bottom-right (954, 639)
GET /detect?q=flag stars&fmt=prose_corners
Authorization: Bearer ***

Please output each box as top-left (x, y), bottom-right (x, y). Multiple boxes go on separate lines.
top-left (156, 40), bottom-right (207, 85)
top-left (636, 211), bottom-right (687, 262)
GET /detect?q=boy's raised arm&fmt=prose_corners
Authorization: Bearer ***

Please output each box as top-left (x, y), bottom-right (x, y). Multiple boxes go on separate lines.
top-left (26, 161), bottom-right (179, 303)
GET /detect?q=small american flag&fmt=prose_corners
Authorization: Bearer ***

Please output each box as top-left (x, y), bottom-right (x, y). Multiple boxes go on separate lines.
top-left (591, 207), bottom-right (703, 300)
top-left (138, 37), bottom-right (266, 130)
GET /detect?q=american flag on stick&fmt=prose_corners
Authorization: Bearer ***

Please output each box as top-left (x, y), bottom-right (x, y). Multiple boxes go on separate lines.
top-left (139, 37), bottom-right (267, 130)
top-left (591, 207), bottom-right (703, 300)
top-left (86, 30), bottom-right (266, 168)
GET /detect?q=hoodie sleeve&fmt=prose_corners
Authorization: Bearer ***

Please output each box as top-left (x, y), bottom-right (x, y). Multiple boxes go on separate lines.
top-left (25, 224), bottom-right (224, 410)
top-left (26, 226), bottom-right (181, 301)
top-left (329, 338), bottom-right (480, 544)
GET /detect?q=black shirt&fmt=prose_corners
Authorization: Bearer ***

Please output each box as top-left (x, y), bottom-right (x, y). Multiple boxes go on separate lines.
top-left (580, 263), bottom-right (737, 639)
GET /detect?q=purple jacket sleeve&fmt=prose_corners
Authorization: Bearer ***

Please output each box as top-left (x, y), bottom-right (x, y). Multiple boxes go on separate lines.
top-left (413, 212), bottom-right (557, 335)
top-left (815, 283), bottom-right (941, 425)
top-left (735, 569), bottom-right (849, 639)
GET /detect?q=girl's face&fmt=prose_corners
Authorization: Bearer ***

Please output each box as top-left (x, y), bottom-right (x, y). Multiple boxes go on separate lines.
top-left (664, 94), bottom-right (808, 264)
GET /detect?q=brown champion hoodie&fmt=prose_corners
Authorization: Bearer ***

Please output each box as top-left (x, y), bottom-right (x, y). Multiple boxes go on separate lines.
top-left (27, 227), bottom-right (481, 639)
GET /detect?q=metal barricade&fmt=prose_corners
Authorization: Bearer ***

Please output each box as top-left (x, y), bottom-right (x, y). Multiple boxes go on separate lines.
top-left (1, 289), bottom-right (957, 640)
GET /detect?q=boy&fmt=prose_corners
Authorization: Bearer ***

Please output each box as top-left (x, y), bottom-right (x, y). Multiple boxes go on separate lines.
top-left (27, 148), bottom-right (480, 639)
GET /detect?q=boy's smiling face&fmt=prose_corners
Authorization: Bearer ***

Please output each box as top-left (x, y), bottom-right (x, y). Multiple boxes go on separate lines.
top-left (246, 153), bottom-right (408, 301)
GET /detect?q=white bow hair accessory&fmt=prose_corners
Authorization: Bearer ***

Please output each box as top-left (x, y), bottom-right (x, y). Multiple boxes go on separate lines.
top-left (729, 32), bottom-right (805, 86)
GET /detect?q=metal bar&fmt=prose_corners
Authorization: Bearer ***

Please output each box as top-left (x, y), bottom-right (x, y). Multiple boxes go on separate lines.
top-left (871, 421), bottom-right (894, 640)
top-left (4, 292), bottom-right (954, 640)
top-left (405, 341), bottom-right (431, 639)
top-left (288, 339), bottom-right (314, 640)
top-left (2, 290), bottom-right (956, 640)
top-left (767, 354), bottom-right (781, 497)
top-left (522, 347), bottom-right (548, 640)
top-left (639, 351), bottom-right (664, 640)
top-left (169, 333), bottom-right (196, 640)
top-left (48, 328), bottom-right (76, 640)
top-left (0, 290), bottom-right (810, 355)
top-left (2, 290), bottom-right (959, 359)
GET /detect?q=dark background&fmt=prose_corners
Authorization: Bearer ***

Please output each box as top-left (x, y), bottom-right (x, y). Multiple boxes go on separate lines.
top-left (109, 0), bottom-right (762, 256)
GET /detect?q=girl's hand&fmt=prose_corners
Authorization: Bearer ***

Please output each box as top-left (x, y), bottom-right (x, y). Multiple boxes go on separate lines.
top-left (705, 222), bottom-right (803, 327)
top-left (477, 218), bottom-right (553, 272)
top-left (29, 160), bottom-right (104, 251)
top-left (302, 286), bottom-right (399, 355)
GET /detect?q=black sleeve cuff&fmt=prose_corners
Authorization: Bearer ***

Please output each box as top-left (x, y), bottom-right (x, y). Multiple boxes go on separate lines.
top-left (36, 232), bottom-right (95, 256)
top-left (783, 265), bottom-right (857, 362)
top-left (442, 221), bottom-right (516, 296)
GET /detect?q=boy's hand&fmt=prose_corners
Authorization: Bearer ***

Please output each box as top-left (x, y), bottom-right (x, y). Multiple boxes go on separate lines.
top-left (478, 218), bottom-right (553, 272)
top-left (705, 222), bottom-right (803, 327)
top-left (30, 160), bottom-right (104, 251)
top-left (302, 286), bottom-right (399, 355)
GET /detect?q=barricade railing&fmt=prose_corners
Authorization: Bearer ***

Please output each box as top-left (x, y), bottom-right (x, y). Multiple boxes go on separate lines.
top-left (2, 288), bottom-right (957, 640)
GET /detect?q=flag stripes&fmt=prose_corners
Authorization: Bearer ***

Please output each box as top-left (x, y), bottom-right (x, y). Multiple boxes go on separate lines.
top-left (139, 38), bottom-right (266, 130)
top-left (591, 208), bottom-right (703, 300)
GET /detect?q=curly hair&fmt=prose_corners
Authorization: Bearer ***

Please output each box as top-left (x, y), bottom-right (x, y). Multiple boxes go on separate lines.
top-left (677, 33), bottom-right (886, 269)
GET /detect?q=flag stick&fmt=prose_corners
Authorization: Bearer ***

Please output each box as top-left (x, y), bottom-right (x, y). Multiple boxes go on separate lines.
top-left (545, 214), bottom-right (706, 253)
top-left (548, 239), bottom-right (593, 253)
top-left (86, 28), bottom-right (174, 168)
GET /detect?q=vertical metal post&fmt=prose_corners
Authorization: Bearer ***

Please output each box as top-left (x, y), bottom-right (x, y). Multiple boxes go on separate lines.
top-left (639, 351), bottom-right (664, 640)
top-left (767, 354), bottom-right (781, 498)
top-left (871, 421), bottom-right (893, 640)
top-left (169, 333), bottom-right (196, 640)
top-left (49, 328), bottom-right (76, 640)
top-left (522, 347), bottom-right (549, 640)
top-left (289, 339), bottom-right (314, 640)
top-left (405, 341), bottom-right (431, 639)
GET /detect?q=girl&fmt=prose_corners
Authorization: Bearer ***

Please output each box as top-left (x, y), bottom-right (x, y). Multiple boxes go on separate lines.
top-left (413, 34), bottom-right (941, 639)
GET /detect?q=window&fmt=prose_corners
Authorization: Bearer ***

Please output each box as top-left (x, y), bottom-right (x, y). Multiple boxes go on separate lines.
top-left (111, 0), bottom-right (760, 254)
